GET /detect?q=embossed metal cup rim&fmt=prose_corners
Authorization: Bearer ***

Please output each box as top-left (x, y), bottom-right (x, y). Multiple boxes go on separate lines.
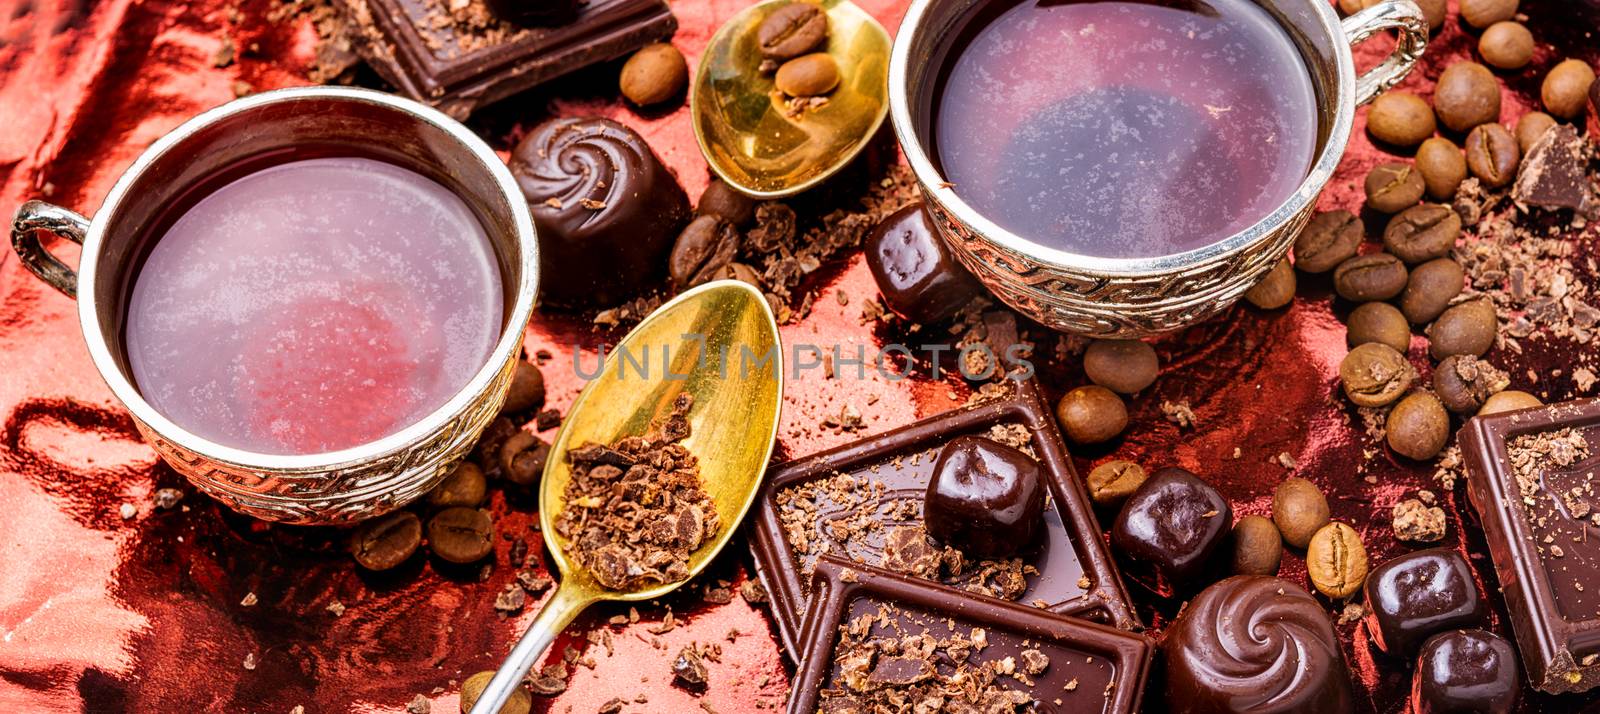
top-left (888, 0), bottom-right (1428, 336)
top-left (889, 0), bottom-right (1355, 277)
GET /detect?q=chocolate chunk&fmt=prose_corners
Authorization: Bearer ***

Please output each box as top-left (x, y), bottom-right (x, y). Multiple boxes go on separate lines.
top-left (864, 202), bottom-right (982, 325)
top-left (1163, 576), bottom-right (1352, 713)
top-left (880, 525), bottom-right (942, 578)
top-left (925, 435), bottom-right (1046, 559)
top-left (671, 646), bottom-right (708, 690)
top-left (1413, 629), bottom-right (1520, 714)
top-left (340, 0), bottom-right (675, 118)
top-left (1362, 549), bottom-right (1486, 656)
top-left (511, 117), bottom-right (690, 306)
top-left (792, 556), bottom-right (1153, 714)
top-left (1110, 467), bottom-right (1231, 586)
top-left (1461, 398), bottom-right (1600, 692)
top-left (1513, 124), bottom-right (1590, 211)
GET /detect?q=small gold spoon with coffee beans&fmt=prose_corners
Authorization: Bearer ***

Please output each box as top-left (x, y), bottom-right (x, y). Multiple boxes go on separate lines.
top-left (469, 280), bottom-right (783, 714)
top-left (691, 0), bottom-right (892, 199)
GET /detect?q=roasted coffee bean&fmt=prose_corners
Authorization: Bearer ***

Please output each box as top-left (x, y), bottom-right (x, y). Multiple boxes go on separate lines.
top-left (1416, 137), bottom-right (1467, 200)
top-left (1341, 342), bottom-right (1416, 408)
top-left (1347, 302), bottom-right (1411, 353)
top-left (1434, 354), bottom-right (1510, 414)
top-left (1366, 93), bottom-right (1436, 147)
top-left (1388, 391), bottom-right (1449, 460)
top-left (1479, 390), bottom-right (1542, 416)
top-left (757, 2), bottom-right (828, 61)
top-left (1383, 204), bottom-right (1460, 264)
top-left (1055, 385), bottom-right (1127, 445)
top-left (1365, 163), bottom-right (1425, 213)
top-left (1433, 62), bottom-right (1501, 133)
top-left (1294, 210), bottom-right (1363, 274)
top-left (499, 430), bottom-right (549, 486)
top-left (697, 179), bottom-right (756, 227)
top-left (1244, 258), bottom-right (1296, 309)
top-left (1479, 22), bottom-right (1534, 70)
top-left (1516, 111), bottom-right (1557, 154)
top-left (669, 215), bottom-right (740, 288)
top-left (1306, 522), bottom-right (1368, 599)
top-left (502, 360), bottom-right (546, 414)
top-left (1465, 123), bottom-right (1520, 189)
top-left (461, 670), bottom-right (533, 714)
top-left (1087, 460), bottom-right (1147, 508)
top-left (351, 511), bottom-right (422, 571)
top-left (1426, 299), bottom-right (1497, 360)
top-left (1231, 515), bottom-right (1283, 576)
top-left (619, 43), bottom-right (688, 106)
top-left (1415, 0), bottom-right (1447, 29)
top-left (1273, 477), bottom-right (1331, 549)
top-left (1084, 339), bottom-right (1159, 394)
top-left (1334, 253), bottom-right (1408, 302)
top-left (1543, 59), bottom-right (1597, 119)
top-left (428, 507), bottom-right (495, 563)
top-left (775, 53), bottom-right (839, 96)
top-left (1400, 258), bottom-right (1465, 324)
top-left (428, 462), bottom-right (488, 508)
top-left (1460, 0), bottom-right (1518, 28)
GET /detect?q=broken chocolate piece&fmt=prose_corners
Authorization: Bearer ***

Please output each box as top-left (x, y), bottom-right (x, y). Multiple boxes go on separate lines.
top-left (1513, 124), bottom-right (1590, 212)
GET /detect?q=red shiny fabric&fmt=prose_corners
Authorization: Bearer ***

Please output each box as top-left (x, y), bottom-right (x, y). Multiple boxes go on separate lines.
top-left (1, 0), bottom-right (1597, 712)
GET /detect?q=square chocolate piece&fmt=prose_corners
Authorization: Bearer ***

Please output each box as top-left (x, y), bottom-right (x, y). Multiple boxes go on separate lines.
top-left (790, 555), bottom-right (1154, 713)
top-left (1463, 397), bottom-right (1600, 693)
top-left (748, 377), bottom-right (1139, 661)
top-left (340, 0), bottom-right (676, 117)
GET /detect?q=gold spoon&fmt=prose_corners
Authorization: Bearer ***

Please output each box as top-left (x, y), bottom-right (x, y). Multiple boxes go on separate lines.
top-left (469, 280), bottom-right (784, 714)
top-left (691, 0), bottom-right (892, 199)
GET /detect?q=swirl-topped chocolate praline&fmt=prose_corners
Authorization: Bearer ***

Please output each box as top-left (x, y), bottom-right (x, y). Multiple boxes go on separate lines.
top-left (1162, 575), bottom-right (1353, 714)
top-left (511, 117), bottom-right (689, 306)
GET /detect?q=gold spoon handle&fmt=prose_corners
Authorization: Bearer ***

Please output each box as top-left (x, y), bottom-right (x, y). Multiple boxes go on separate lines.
top-left (469, 583), bottom-right (594, 714)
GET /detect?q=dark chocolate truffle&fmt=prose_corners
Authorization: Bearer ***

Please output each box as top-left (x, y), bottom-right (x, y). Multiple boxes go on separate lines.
top-left (1413, 629), bottom-right (1520, 714)
top-left (1363, 548), bottom-right (1487, 656)
top-left (1163, 575), bottom-right (1353, 714)
top-left (511, 117), bottom-right (689, 307)
top-left (924, 435), bottom-right (1045, 559)
top-left (1110, 467), bottom-right (1231, 585)
top-left (864, 202), bottom-right (982, 325)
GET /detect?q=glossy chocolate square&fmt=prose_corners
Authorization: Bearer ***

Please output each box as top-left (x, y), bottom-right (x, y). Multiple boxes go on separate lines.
top-left (340, 0), bottom-right (676, 117)
top-left (789, 555), bottom-right (1153, 713)
top-left (748, 377), bottom-right (1139, 661)
top-left (1462, 397), bottom-right (1600, 693)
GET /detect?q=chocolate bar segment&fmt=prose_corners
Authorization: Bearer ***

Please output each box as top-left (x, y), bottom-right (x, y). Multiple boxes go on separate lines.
top-left (1462, 397), bottom-right (1600, 693)
top-left (341, 0), bottom-right (676, 118)
top-left (790, 555), bottom-right (1153, 714)
top-left (748, 376), bottom-right (1139, 661)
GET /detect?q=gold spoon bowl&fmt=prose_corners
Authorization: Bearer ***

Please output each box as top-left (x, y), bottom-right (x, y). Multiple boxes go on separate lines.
top-left (469, 280), bottom-right (783, 714)
top-left (691, 0), bottom-right (892, 199)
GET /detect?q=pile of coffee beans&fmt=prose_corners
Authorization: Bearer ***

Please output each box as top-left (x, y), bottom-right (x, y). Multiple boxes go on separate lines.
top-left (349, 356), bottom-right (551, 572)
top-left (1286, 11), bottom-right (1592, 462)
top-left (757, 2), bottom-right (838, 101)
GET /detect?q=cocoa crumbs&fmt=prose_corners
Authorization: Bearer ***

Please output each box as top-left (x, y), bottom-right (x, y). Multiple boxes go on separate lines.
top-left (554, 394), bottom-right (719, 591)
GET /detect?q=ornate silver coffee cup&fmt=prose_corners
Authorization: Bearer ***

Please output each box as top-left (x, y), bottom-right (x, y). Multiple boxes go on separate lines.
top-left (889, 0), bottom-right (1428, 337)
top-left (9, 87), bottom-right (539, 524)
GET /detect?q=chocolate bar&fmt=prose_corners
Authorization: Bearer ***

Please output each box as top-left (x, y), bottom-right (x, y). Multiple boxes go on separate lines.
top-left (748, 374), bottom-right (1139, 661)
top-left (1462, 397), bottom-right (1600, 693)
top-left (789, 555), bottom-right (1154, 713)
top-left (341, 0), bottom-right (676, 118)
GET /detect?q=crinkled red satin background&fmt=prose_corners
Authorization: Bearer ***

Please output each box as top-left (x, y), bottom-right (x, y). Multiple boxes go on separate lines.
top-left (1, 0), bottom-right (1598, 711)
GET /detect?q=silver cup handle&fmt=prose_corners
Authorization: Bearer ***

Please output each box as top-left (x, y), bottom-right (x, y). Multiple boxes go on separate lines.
top-left (11, 199), bottom-right (89, 299)
top-left (1343, 0), bottom-right (1429, 106)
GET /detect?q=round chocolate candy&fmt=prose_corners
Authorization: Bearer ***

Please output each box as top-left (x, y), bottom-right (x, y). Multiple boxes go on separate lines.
top-left (1163, 575), bottom-right (1353, 714)
top-left (1412, 629), bottom-right (1519, 714)
top-left (1110, 467), bottom-right (1231, 586)
top-left (511, 117), bottom-right (690, 307)
top-left (924, 435), bottom-right (1045, 559)
top-left (864, 202), bottom-right (982, 325)
top-left (1363, 548), bottom-right (1487, 656)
